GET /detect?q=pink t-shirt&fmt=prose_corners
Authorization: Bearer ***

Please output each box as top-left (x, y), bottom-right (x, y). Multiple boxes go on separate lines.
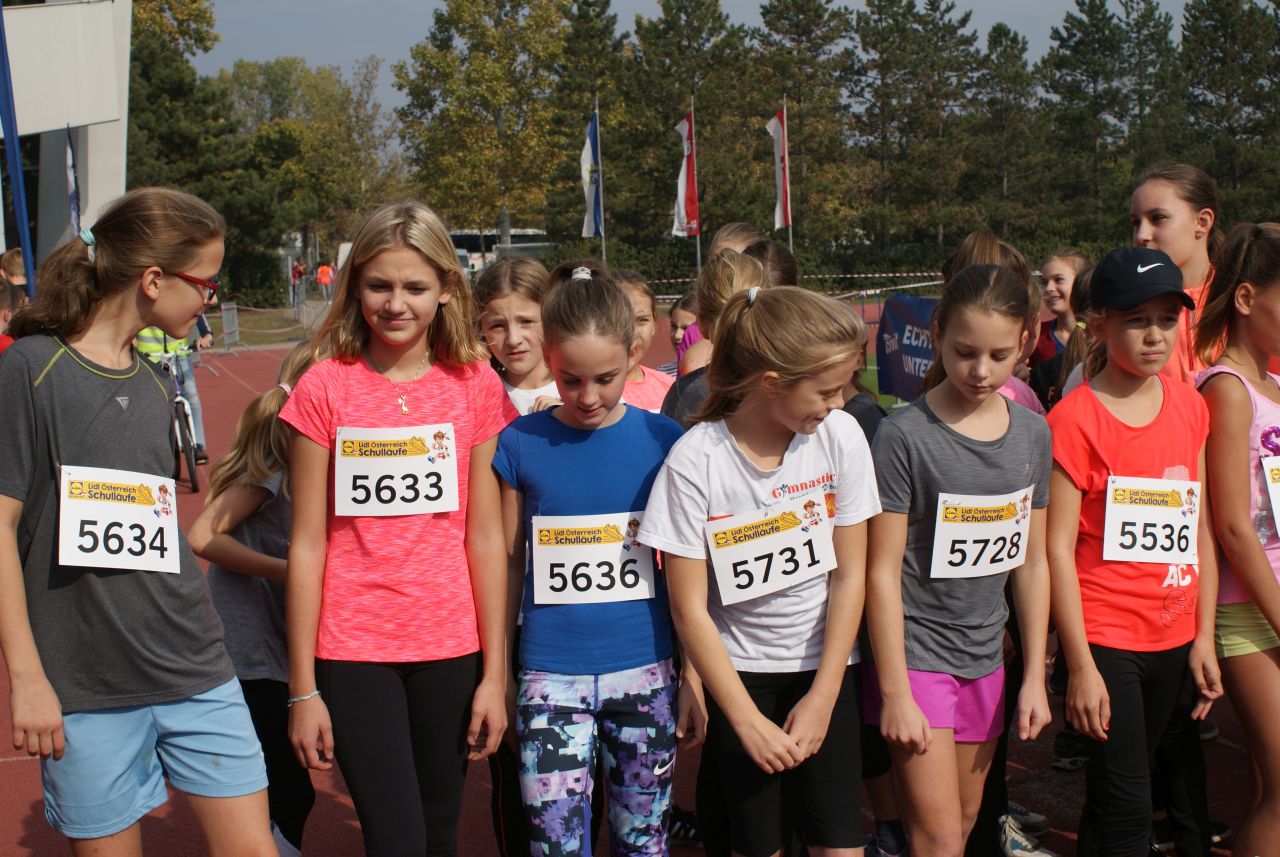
top-left (676, 322), bottom-right (703, 366)
top-left (624, 365), bottom-right (675, 412)
top-left (280, 356), bottom-right (517, 662)
top-left (998, 375), bottom-right (1046, 416)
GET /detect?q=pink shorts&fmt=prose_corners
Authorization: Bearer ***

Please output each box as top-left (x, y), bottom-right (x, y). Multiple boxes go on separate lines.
top-left (863, 664), bottom-right (1005, 743)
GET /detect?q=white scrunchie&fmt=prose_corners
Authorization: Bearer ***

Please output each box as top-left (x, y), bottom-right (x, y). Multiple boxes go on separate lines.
top-left (571, 266), bottom-right (592, 282)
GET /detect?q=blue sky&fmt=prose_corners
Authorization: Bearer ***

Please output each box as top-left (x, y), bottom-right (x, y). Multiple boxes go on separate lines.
top-left (192, 1), bottom-right (1186, 115)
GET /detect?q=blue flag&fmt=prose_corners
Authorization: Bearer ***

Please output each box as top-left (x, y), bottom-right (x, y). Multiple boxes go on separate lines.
top-left (580, 112), bottom-right (604, 239)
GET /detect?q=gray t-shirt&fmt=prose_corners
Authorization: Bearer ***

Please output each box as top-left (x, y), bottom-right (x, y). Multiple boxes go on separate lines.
top-left (872, 397), bottom-right (1051, 678)
top-left (659, 366), bottom-right (709, 430)
top-left (208, 471), bottom-right (290, 683)
top-left (0, 335), bottom-right (233, 712)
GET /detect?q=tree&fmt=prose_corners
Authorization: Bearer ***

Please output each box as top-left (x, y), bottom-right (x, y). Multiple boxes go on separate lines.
top-left (394, 0), bottom-right (565, 236)
top-left (963, 23), bottom-right (1039, 241)
top-left (755, 0), bottom-right (857, 244)
top-left (1118, 0), bottom-right (1186, 171)
top-left (133, 0), bottom-right (218, 56)
top-left (1036, 0), bottom-right (1128, 242)
top-left (1180, 0), bottom-right (1280, 220)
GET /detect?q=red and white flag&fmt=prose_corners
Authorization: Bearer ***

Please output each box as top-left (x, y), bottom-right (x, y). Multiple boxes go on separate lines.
top-left (672, 112), bottom-right (700, 237)
top-left (766, 108), bottom-right (791, 230)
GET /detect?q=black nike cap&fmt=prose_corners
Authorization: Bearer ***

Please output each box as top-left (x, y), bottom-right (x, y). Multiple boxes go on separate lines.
top-left (1091, 247), bottom-right (1193, 312)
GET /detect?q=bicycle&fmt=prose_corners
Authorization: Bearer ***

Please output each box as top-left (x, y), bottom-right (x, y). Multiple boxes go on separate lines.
top-left (152, 351), bottom-right (201, 493)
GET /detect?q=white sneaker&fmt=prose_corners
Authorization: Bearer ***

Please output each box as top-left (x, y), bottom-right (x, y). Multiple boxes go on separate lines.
top-left (1000, 815), bottom-right (1058, 857)
top-left (1006, 801), bottom-right (1050, 836)
top-left (271, 821), bottom-right (302, 857)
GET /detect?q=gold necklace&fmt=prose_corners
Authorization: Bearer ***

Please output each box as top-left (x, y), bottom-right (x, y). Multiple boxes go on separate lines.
top-left (368, 351), bottom-right (429, 414)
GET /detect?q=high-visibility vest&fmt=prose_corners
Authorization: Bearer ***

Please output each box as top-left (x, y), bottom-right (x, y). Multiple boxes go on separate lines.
top-left (136, 327), bottom-right (190, 358)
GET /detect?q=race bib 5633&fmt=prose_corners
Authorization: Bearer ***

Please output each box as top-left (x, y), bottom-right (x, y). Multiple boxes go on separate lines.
top-left (334, 425), bottom-right (459, 517)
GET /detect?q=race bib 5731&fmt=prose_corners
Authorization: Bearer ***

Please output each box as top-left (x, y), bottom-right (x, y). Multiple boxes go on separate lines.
top-left (705, 497), bottom-right (837, 606)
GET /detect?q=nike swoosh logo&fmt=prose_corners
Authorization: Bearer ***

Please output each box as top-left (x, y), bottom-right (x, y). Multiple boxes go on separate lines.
top-left (1136, 263), bottom-right (1164, 273)
top-left (653, 758), bottom-right (674, 776)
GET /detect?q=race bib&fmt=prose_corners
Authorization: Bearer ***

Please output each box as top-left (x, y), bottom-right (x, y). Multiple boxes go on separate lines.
top-left (705, 497), bottom-right (837, 606)
top-left (334, 425), bottom-right (459, 517)
top-left (531, 512), bottom-right (656, 605)
top-left (58, 465), bottom-right (179, 574)
top-left (1103, 475), bottom-right (1199, 564)
top-left (1263, 455), bottom-right (1280, 526)
top-left (930, 486), bottom-right (1033, 579)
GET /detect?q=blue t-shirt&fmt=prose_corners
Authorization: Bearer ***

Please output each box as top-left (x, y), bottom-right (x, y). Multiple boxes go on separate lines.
top-left (493, 406), bottom-right (682, 674)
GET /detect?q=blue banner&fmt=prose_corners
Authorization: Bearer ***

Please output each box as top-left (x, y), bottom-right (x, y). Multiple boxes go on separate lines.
top-left (0, 8), bottom-right (36, 295)
top-left (876, 294), bottom-right (939, 401)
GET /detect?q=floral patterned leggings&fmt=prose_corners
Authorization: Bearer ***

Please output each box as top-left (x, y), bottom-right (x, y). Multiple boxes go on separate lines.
top-left (517, 659), bottom-right (677, 857)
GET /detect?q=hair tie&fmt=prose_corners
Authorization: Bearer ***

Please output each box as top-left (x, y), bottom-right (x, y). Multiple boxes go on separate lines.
top-left (747, 286), bottom-right (760, 307)
top-left (1075, 320), bottom-right (1087, 330)
top-left (571, 266), bottom-right (592, 282)
top-left (276, 382), bottom-right (292, 395)
top-left (79, 226), bottom-right (96, 262)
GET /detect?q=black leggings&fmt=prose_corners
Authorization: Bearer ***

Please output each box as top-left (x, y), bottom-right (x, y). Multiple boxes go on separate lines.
top-left (1077, 643), bottom-right (1192, 857)
top-left (316, 653), bottom-right (481, 857)
top-left (240, 679), bottom-right (316, 850)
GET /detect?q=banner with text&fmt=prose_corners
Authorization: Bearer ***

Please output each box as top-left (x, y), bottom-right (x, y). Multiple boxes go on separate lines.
top-left (876, 294), bottom-right (938, 401)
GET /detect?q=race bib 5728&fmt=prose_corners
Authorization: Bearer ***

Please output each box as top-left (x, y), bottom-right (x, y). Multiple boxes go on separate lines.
top-left (704, 497), bottom-right (837, 606)
top-left (930, 486), bottom-right (1033, 579)
top-left (59, 465), bottom-right (179, 574)
top-left (334, 425), bottom-right (459, 517)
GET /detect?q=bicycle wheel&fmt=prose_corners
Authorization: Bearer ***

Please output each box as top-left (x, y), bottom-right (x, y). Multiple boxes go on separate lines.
top-left (172, 415), bottom-right (183, 482)
top-left (176, 400), bottom-right (200, 493)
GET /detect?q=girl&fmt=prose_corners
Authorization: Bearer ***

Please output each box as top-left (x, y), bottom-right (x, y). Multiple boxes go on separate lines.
top-left (1031, 250), bottom-right (1090, 367)
top-left (475, 257), bottom-right (559, 415)
top-left (494, 261), bottom-right (692, 856)
top-left (677, 222), bottom-right (768, 366)
top-left (1195, 223), bottom-right (1280, 857)
top-left (1130, 162), bottom-right (1221, 384)
top-left (866, 265), bottom-right (1051, 857)
top-left (188, 341), bottom-right (318, 857)
top-left (839, 306), bottom-right (887, 442)
top-left (1046, 246), bottom-right (1221, 856)
top-left (616, 269), bottom-right (675, 412)
top-left (659, 292), bottom-right (697, 377)
top-left (0, 188), bottom-right (275, 855)
top-left (641, 285), bottom-right (880, 857)
top-left (662, 251), bottom-right (765, 428)
top-left (281, 202), bottom-right (516, 855)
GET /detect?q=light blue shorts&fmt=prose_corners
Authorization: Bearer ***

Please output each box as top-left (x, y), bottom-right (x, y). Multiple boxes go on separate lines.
top-left (41, 677), bottom-right (268, 840)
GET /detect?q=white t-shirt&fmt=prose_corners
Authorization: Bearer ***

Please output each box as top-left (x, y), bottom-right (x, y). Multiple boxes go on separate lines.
top-left (640, 408), bottom-right (881, 671)
top-left (504, 380), bottom-right (560, 416)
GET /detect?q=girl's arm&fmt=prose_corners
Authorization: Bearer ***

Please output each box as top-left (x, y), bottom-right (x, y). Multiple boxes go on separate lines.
top-left (1046, 463), bottom-right (1108, 741)
top-left (866, 511), bottom-right (931, 754)
top-left (1202, 378), bottom-right (1280, 630)
top-left (465, 436), bottom-right (509, 761)
top-left (188, 484), bottom-right (286, 582)
top-left (0, 496), bottom-right (64, 760)
top-left (1189, 442), bottom-right (1223, 719)
top-left (285, 432), bottom-right (334, 770)
top-left (785, 521), bottom-right (866, 760)
top-left (666, 553), bottom-right (802, 773)
top-left (1011, 507), bottom-right (1051, 741)
top-left (498, 477), bottom-right (524, 749)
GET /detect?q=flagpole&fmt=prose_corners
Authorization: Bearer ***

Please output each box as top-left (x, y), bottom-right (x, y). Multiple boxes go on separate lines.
top-left (594, 94), bottom-right (607, 263)
top-left (783, 94), bottom-right (793, 254)
top-left (691, 93), bottom-right (702, 273)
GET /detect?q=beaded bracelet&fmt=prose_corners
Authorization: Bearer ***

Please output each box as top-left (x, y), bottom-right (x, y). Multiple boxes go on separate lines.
top-left (286, 690), bottom-right (321, 708)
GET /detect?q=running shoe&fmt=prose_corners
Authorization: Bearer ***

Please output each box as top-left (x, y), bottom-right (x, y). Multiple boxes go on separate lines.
top-left (1006, 802), bottom-right (1050, 836)
top-left (865, 834), bottom-right (909, 857)
top-left (1000, 815), bottom-right (1059, 857)
top-left (194, 444), bottom-right (209, 465)
top-left (1052, 728), bottom-right (1088, 772)
top-left (1150, 819), bottom-right (1231, 852)
top-left (668, 807), bottom-right (702, 847)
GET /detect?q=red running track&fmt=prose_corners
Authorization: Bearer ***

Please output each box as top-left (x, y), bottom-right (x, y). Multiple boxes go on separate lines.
top-left (0, 322), bottom-right (1251, 854)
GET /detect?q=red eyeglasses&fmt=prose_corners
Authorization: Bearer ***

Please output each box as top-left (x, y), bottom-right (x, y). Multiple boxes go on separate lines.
top-left (170, 271), bottom-right (221, 300)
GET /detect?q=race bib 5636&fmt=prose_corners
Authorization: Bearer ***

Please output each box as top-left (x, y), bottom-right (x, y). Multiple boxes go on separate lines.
top-left (531, 512), bottom-right (655, 605)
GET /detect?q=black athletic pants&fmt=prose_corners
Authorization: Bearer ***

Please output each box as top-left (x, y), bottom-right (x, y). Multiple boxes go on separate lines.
top-left (240, 679), bottom-right (316, 850)
top-left (316, 653), bottom-right (480, 857)
top-left (1077, 643), bottom-right (1192, 857)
